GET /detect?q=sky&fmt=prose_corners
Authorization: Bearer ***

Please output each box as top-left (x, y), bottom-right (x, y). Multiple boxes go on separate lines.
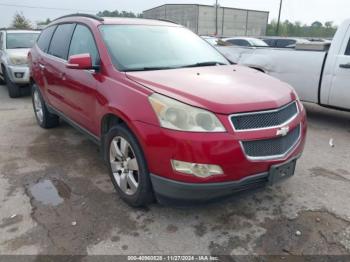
top-left (0, 0), bottom-right (349, 28)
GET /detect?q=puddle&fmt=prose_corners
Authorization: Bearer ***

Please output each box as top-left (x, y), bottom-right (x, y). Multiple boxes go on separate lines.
top-left (29, 179), bottom-right (71, 206)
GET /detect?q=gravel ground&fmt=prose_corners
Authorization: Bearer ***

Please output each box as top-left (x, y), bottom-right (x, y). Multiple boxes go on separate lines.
top-left (0, 84), bottom-right (349, 257)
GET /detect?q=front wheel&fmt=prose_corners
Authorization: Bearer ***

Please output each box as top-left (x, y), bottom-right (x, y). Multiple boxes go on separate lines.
top-left (3, 69), bottom-right (20, 98)
top-left (105, 124), bottom-right (154, 207)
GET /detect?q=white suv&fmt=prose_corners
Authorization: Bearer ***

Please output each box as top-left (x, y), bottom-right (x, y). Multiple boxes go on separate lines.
top-left (0, 29), bottom-right (40, 97)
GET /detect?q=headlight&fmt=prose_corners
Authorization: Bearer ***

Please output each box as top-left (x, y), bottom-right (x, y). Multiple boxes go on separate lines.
top-left (293, 90), bottom-right (304, 111)
top-left (149, 93), bottom-right (226, 132)
top-left (8, 56), bottom-right (28, 66)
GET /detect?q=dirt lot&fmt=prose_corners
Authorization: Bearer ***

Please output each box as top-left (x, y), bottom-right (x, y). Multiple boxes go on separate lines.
top-left (0, 84), bottom-right (350, 257)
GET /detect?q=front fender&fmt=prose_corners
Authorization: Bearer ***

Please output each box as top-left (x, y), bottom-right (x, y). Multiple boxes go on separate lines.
top-left (239, 54), bottom-right (275, 73)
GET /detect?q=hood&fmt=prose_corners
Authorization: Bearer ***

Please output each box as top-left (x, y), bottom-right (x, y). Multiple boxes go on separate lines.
top-left (126, 65), bottom-right (296, 114)
top-left (6, 48), bottom-right (30, 60)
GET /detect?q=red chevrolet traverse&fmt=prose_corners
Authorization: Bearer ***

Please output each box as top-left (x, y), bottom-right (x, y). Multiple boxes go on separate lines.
top-left (29, 14), bottom-right (307, 207)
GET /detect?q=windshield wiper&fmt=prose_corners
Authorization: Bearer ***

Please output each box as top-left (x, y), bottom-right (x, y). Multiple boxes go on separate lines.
top-left (125, 66), bottom-right (175, 72)
top-left (180, 61), bottom-right (227, 68)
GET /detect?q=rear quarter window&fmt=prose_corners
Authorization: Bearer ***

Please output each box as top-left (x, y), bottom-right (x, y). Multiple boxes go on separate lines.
top-left (37, 26), bottom-right (57, 52)
top-left (345, 39), bottom-right (350, 56)
top-left (48, 23), bottom-right (76, 60)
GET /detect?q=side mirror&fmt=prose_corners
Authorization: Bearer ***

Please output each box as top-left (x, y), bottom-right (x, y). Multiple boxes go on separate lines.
top-left (66, 53), bottom-right (94, 70)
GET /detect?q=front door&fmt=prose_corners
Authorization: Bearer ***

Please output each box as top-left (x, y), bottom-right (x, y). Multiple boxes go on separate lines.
top-left (328, 28), bottom-right (350, 110)
top-left (62, 24), bottom-right (101, 135)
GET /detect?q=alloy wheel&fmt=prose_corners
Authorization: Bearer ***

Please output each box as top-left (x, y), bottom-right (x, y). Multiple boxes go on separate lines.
top-left (109, 136), bottom-right (140, 195)
top-left (33, 90), bottom-right (44, 123)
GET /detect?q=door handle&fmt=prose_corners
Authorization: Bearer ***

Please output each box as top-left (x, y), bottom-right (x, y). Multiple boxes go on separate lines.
top-left (59, 72), bottom-right (66, 80)
top-left (39, 63), bottom-right (45, 70)
top-left (339, 63), bottom-right (350, 69)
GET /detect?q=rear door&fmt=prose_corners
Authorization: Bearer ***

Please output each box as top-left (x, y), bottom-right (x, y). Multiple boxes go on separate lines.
top-left (328, 27), bottom-right (350, 110)
top-left (62, 24), bottom-right (101, 134)
top-left (0, 32), bottom-right (4, 78)
top-left (45, 23), bottom-right (76, 114)
top-left (33, 25), bottom-right (57, 92)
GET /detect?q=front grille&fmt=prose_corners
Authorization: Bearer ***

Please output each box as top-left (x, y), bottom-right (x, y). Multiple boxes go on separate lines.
top-left (231, 102), bottom-right (298, 131)
top-left (242, 124), bottom-right (301, 159)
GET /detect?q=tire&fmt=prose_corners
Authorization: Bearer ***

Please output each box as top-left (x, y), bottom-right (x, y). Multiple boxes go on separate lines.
top-left (3, 67), bottom-right (20, 98)
top-left (32, 84), bottom-right (60, 129)
top-left (105, 124), bottom-right (154, 207)
top-left (0, 74), bottom-right (4, 85)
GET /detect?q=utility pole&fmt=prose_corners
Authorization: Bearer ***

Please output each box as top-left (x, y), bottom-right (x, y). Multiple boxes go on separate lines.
top-left (276, 0), bottom-right (283, 35)
top-left (215, 0), bottom-right (218, 36)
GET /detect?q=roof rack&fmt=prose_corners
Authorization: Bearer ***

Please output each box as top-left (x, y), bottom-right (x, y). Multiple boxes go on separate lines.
top-left (53, 13), bottom-right (104, 22)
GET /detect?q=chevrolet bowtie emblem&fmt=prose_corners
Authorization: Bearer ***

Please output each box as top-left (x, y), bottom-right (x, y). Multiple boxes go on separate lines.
top-left (276, 126), bottom-right (290, 137)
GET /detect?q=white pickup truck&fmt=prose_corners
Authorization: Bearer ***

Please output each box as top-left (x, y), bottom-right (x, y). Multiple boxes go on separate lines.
top-left (217, 19), bottom-right (350, 111)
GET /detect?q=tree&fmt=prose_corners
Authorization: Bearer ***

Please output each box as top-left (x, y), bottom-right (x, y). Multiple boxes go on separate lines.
top-left (11, 12), bottom-right (32, 29)
top-left (267, 20), bottom-right (337, 38)
top-left (37, 18), bottom-right (52, 26)
top-left (311, 21), bottom-right (323, 28)
top-left (325, 21), bottom-right (333, 28)
top-left (97, 10), bottom-right (142, 18)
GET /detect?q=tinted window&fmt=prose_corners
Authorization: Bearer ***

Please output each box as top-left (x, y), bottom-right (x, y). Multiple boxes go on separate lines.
top-left (37, 26), bottom-right (57, 52)
top-left (228, 39), bottom-right (250, 47)
top-left (262, 39), bottom-right (276, 47)
top-left (48, 24), bottom-right (76, 60)
top-left (276, 39), bottom-right (296, 48)
top-left (345, 39), bottom-right (350, 56)
top-left (69, 25), bottom-right (99, 65)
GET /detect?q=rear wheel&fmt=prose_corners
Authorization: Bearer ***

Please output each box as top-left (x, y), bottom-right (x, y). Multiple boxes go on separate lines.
top-left (105, 124), bottom-right (154, 207)
top-left (32, 84), bottom-right (59, 129)
top-left (3, 67), bottom-right (20, 98)
top-left (0, 72), bottom-right (5, 85)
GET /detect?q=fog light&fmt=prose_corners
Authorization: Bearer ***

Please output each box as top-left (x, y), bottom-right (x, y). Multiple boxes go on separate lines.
top-left (15, 73), bottom-right (24, 78)
top-left (171, 160), bottom-right (223, 178)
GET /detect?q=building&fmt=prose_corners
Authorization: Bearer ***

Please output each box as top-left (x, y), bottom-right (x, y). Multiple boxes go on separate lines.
top-left (143, 4), bottom-right (269, 37)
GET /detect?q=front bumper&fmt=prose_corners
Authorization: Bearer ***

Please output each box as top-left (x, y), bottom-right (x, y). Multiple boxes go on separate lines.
top-left (6, 65), bottom-right (30, 84)
top-left (150, 171), bottom-right (269, 201)
top-left (150, 155), bottom-right (300, 201)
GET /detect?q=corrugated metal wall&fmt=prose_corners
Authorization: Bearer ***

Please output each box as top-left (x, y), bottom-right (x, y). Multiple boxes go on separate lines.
top-left (143, 4), bottom-right (198, 33)
top-left (143, 4), bottom-right (268, 37)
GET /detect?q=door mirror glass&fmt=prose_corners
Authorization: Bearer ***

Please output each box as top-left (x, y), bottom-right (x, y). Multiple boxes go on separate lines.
top-left (66, 53), bottom-right (93, 70)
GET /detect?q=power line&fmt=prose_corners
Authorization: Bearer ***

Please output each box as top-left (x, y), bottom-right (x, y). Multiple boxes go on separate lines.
top-left (0, 2), bottom-right (97, 13)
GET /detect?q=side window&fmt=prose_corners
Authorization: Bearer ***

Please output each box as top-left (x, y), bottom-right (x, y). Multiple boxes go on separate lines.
top-left (48, 24), bottom-right (76, 60)
top-left (37, 26), bottom-right (57, 52)
top-left (345, 39), bottom-right (350, 56)
top-left (276, 39), bottom-right (296, 48)
top-left (68, 25), bottom-right (99, 65)
top-left (263, 39), bottom-right (275, 47)
top-left (227, 39), bottom-right (249, 47)
top-left (0, 32), bottom-right (3, 50)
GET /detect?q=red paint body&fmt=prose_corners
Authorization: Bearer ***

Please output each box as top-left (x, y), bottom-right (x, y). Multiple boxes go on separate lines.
top-left (29, 17), bottom-right (307, 185)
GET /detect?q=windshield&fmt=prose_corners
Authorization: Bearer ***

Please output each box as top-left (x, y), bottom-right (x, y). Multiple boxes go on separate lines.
top-left (99, 25), bottom-right (229, 71)
top-left (6, 33), bottom-right (39, 49)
